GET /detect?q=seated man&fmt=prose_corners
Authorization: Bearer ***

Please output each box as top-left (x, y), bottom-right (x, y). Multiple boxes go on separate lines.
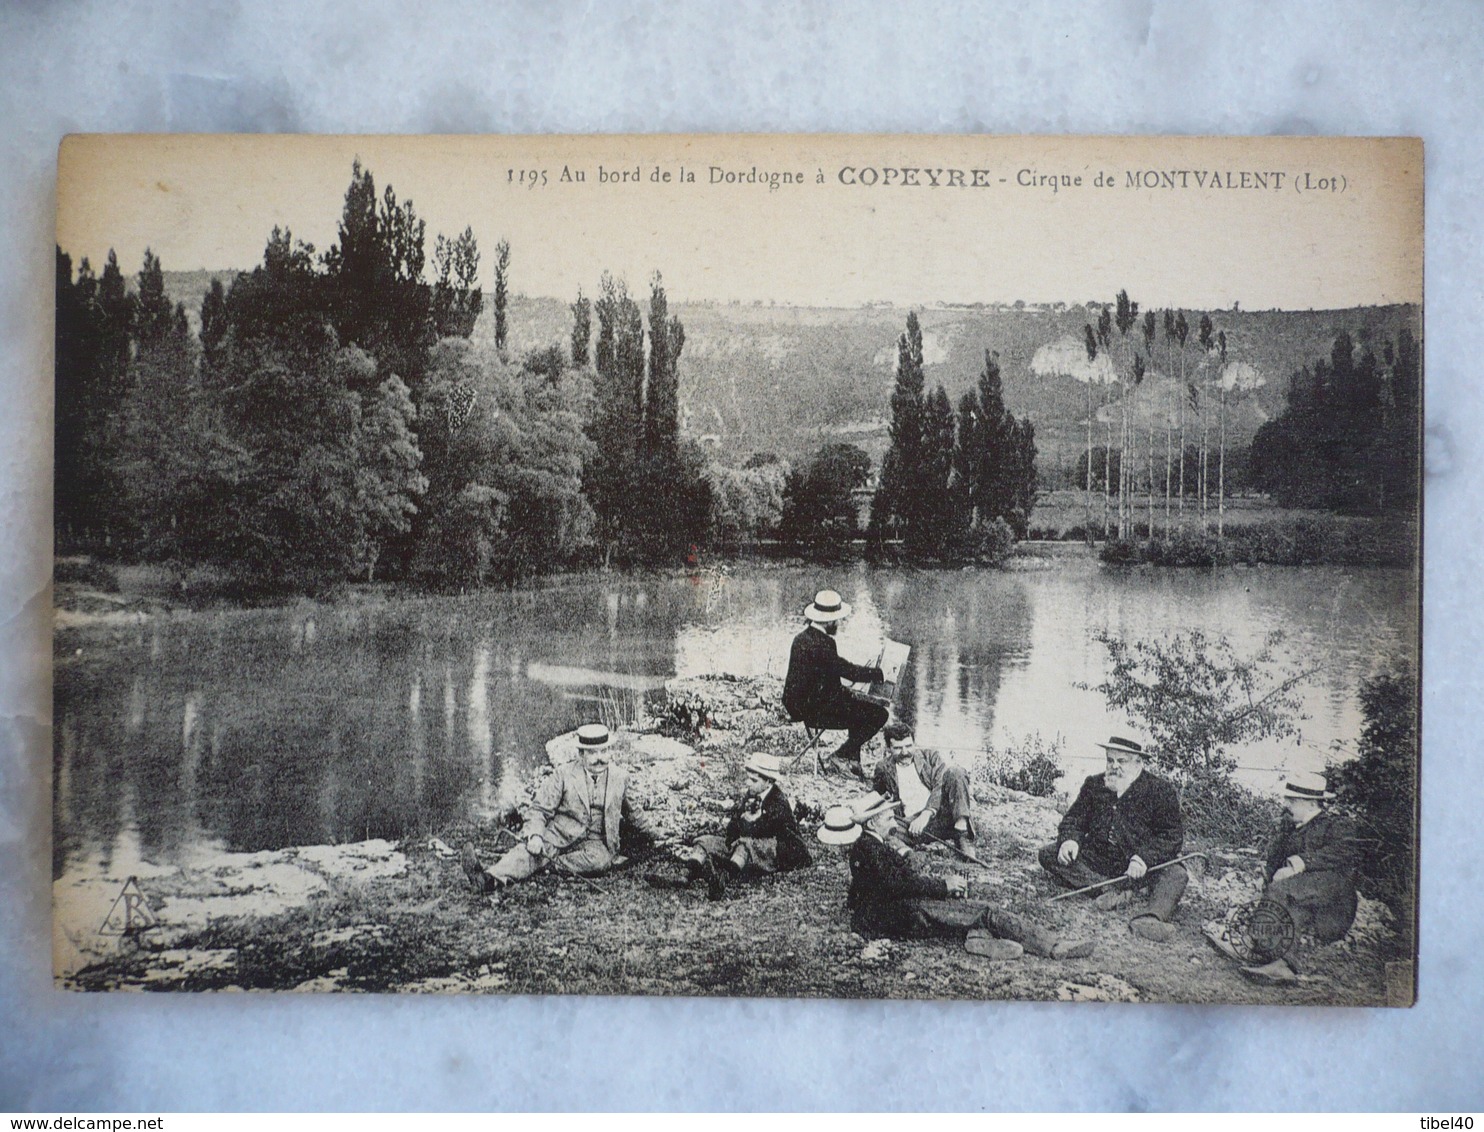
top-left (781, 588), bottom-right (887, 779)
top-left (1206, 770), bottom-right (1361, 986)
top-left (1038, 735), bottom-right (1187, 943)
top-left (461, 723), bottom-right (652, 895)
top-left (871, 720), bottom-right (977, 858)
top-left (678, 752), bottom-right (812, 899)
top-left (821, 793), bottom-right (1093, 961)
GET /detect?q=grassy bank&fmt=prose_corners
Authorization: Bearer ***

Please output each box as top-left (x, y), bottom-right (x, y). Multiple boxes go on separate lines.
top-left (59, 676), bottom-right (1399, 1005)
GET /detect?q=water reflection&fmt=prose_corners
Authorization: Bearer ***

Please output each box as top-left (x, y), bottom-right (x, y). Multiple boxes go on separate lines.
top-left (53, 563), bottom-right (1416, 873)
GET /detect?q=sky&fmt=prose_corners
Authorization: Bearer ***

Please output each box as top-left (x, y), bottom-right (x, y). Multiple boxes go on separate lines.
top-left (57, 134), bottom-right (1423, 311)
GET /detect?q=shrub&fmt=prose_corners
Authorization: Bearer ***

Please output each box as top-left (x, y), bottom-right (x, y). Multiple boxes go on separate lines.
top-left (1328, 668), bottom-right (1417, 950)
top-left (1098, 538), bottom-right (1139, 565)
top-left (1180, 772), bottom-right (1281, 846)
top-left (971, 732), bottom-right (1065, 798)
top-left (54, 558), bottom-right (120, 592)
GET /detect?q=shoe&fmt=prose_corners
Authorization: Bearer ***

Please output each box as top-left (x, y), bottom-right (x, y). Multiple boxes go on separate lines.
top-left (1050, 939), bottom-right (1095, 960)
top-left (1202, 918), bottom-right (1244, 962)
top-left (954, 833), bottom-right (979, 861)
top-left (1130, 915), bottom-right (1176, 943)
top-left (461, 842), bottom-right (494, 894)
top-left (696, 854), bottom-right (727, 901)
top-left (1239, 958), bottom-right (1298, 986)
top-left (829, 757), bottom-right (866, 781)
top-left (1094, 888), bottom-right (1132, 911)
top-left (965, 931), bottom-right (1024, 961)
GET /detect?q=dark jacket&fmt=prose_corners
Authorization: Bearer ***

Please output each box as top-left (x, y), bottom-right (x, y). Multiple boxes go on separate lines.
top-left (782, 625), bottom-right (882, 723)
top-left (1264, 811), bottom-right (1360, 887)
top-left (846, 831), bottom-right (948, 939)
top-left (872, 747), bottom-right (954, 816)
top-left (725, 784), bottom-right (812, 872)
top-left (1057, 769), bottom-right (1184, 877)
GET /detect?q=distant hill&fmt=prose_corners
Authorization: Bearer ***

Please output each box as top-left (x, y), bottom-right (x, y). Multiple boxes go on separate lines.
top-left (162, 270), bottom-right (1419, 478)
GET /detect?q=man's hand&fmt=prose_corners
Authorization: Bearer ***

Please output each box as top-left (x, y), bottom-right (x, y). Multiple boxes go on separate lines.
top-left (1058, 840), bottom-right (1080, 866)
top-left (526, 834), bottom-right (545, 856)
top-left (945, 875), bottom-right (968, 898)
top-left (908, 809), bottom-right (933, 837)
top-left (1125, 854), bottom-right (1148, 880)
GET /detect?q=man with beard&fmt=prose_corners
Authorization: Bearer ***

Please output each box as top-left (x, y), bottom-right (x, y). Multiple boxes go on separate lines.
top-left (782, 588), bottom-right (887, 779)
top-left (1038, 735), bottom-right (1188, 942)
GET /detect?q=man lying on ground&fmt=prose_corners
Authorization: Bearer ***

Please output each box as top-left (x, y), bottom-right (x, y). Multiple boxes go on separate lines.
top-left (673, 751), bottom-right (812, 900)
top-left (821, 793), bottom-right (1093, 961)
top-left (871, 720), bottom-right (978, 859)
top-left (1204, 769), bottom-right (1361, 986)
top-left (1038, 735), bottom-right (1188, 943)
top-left (461, 723), bottom-right (653, 897)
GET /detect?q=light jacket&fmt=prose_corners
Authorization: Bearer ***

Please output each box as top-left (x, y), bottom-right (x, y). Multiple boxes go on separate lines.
top-left (522, 761), bottom-right (650, 855)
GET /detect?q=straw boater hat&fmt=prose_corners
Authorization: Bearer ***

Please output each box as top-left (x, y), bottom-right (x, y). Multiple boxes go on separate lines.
top-left (1097, 736), bottom-right (1146, 758)
top-left (742, 752), bottom-right (783, 781)
top-left (1281, 769), bottom-right (1334, 802)
top-left (816, 793), bottom-right (899, 845)
top-left (804, 589), bottom-right (851, 623)
top-left (816, 805), bottom-right (861, 845)
top-left (576, 723), bottom-right (613, 750)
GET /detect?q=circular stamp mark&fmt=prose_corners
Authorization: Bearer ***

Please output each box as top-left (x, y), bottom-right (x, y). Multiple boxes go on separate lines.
top-left (1230, 899), bottom-right (1297, 963)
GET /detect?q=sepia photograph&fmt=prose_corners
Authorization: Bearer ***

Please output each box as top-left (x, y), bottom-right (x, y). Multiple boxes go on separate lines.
top-left (51, 133), bottom-right (1421, 1006)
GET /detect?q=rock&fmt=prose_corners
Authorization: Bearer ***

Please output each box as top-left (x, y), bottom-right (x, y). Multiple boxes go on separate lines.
top-left (860, 940), bottom-right (893, 963)
top-left (1055, 973), bottom-right (1141, 1003)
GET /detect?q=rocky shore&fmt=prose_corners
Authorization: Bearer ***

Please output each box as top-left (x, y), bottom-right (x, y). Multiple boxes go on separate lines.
top-left (56, 675), bottom-right (1401, 1004)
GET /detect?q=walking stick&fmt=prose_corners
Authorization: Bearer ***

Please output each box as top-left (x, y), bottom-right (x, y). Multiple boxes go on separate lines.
top-left (1048, 851), bottom-right (1207, 902)
top-left (910, 827), bottom-right (994, 869)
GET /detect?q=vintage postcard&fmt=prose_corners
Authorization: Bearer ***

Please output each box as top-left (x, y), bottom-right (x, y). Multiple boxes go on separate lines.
top-left (52, 134), bottom-right (1421, 1004)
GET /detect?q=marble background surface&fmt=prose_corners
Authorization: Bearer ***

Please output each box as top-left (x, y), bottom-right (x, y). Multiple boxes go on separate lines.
top-left (2, 0), bottom-right (1481, 1112)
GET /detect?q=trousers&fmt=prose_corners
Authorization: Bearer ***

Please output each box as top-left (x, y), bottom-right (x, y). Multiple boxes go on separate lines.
top-left (1037, 842), bottom-right (1187, 922)
top-left (691, 833), bottom-right (779, 877)
top-left (805, 692), bottom-right (889, 762)
top-left (902, 899), bottom-right (1062, 957)
top-left (489, 836), bottom-right (615, 884)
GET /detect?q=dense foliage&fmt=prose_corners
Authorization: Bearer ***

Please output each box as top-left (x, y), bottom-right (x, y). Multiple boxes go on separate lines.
top-left (1250, 330), bottom-right (1421, 514)
top-left (871, 314), bottom-right (1038, 560)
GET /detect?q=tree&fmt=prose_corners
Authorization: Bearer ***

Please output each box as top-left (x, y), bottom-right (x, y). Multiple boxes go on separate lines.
top-left (570, 287), bottom-right (591, 367)
top-left (644, 273), bottom-right (683, 456)
top-left (780, 443), bottom-right (871, 553)
top-left (135, 249), bottom-right (174, 349)
top-left (871, 311), bottom-right (927, 553)
top-left (586, 273), bottom-right (646, 558)
top-left (952, 349), bottom-right (1038, 543)
top-left (492, 238), bottom-right (511, 352)
top-left (431, 226), bottom-right (483, 338)
top-left (1197, 314), bottom-right (1215, 527)
top-left (1328, 668), bottom-right (1417, 948)
top-left (413, 338), bottom-right (594, 586)
top-left (1249, 328), bottom-right (1419, 515)
top-left (1113, 289), bottom-right (1139, 538)
top-left (354, 372), bottom-right (428, 580)
top-left (322, 160), bottom-right (434, 386)
top-left (1084, 628), bottom-right (1309, 778)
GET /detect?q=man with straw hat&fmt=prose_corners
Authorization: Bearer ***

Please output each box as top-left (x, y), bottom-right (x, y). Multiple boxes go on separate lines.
top-left (820, 793), bottom-right (1093, 961)
top-left (1205, 769), bottom-right (1361, 986)
top-left (1038, 735), bottom-right (1188, 943)
top-left (673, 751), bottom-right (812, 900)
top-left (461, 723), bottom-right (653, 896)
top-left (782, 588), bottom-right (887, 779)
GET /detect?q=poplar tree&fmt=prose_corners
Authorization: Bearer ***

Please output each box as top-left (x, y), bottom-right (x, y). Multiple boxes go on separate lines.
top-left (492, 239), bottom-right (511, 352)
top-left (871, 311), bottom-right (927, 552)
top-left (570, 288), bottom-right (591, 367)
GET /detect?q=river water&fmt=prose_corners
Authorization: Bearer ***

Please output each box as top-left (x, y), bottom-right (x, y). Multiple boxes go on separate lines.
top-left (53, 559), bottom-right (1416, 874)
